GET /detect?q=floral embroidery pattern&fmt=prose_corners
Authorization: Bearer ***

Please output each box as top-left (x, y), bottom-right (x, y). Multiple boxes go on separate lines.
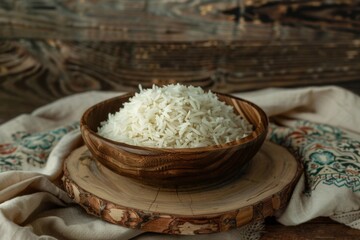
top-left (2, 118), bottom-right (359, 194)
top-left (0, 122), bottom-right (79, 172)
top-left (269, 120), bottom-right (360, 193)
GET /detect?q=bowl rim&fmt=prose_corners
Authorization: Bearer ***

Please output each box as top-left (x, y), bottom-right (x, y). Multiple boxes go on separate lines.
top-left (81, 92), bottom-right (269, 152)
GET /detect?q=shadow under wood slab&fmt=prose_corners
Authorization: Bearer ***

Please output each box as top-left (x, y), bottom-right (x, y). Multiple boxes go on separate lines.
top-left (62, 141), bottom-right (302, 235)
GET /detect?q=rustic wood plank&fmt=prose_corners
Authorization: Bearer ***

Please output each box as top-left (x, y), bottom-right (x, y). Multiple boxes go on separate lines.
top-left (1, 38), bottom-right (360, 123)
top-left (1, 1), bottom-right (360, 124)
top-left (1, 0), bottom-right (359, 41)
top-left (262, 217), bottom-right (360, 240)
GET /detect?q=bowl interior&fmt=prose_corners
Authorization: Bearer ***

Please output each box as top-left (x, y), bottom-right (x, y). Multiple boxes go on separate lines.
top-left (84, 93), bottom-right (133, 134)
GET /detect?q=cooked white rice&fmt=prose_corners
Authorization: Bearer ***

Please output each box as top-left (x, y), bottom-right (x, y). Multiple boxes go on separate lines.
top-left (97, 84), bottom-right (253, 148)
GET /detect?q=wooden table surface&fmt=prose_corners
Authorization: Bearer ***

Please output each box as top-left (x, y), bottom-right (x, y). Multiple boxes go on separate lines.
top-left (1, 0), bottom-right (360, 238)
top-left (263, 217), bottom-right (360, 240)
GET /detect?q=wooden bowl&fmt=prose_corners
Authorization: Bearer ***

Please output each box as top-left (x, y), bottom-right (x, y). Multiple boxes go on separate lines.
top-left (80, 92), bottom-right (268, 187)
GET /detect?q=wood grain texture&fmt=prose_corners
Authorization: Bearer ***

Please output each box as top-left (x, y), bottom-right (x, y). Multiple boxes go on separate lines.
top-left (80, 92), bottom-right (268, 187)
top-left (1, 1), bottom-right (360, 123)
top-left (1, 0), bottom-right (359, 42)
top-left (263, 217), bottom-right (360, 240)
top-left (62, 141), bottom-right (301, 235)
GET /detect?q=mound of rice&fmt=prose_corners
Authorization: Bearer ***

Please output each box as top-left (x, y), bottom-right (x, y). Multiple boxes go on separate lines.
top-left (97, 84), bottom-right (253, 148)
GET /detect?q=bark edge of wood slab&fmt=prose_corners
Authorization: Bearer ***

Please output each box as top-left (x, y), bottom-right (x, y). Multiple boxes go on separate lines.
top-left (62, 141), bottom-right (302, 235)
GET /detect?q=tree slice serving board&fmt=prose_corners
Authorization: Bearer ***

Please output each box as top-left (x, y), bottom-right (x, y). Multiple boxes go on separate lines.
top-left (62, 141), bottom-right (302, 235)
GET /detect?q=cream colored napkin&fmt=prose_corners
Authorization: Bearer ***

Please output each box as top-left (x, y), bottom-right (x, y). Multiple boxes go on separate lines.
top-left (1, 86), bottom-right (359, 239)
top-left (0, 92), bottom-right (143, 240)
top-left (239, 87), bottom-right (360, 229)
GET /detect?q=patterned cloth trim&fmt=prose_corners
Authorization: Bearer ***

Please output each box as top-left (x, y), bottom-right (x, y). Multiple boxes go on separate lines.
top-left (269, 120), bottom-right (360, 194)
top-left (0, 122), bottom-right (79, 172)
top-left (1, 120), bottom-right (359, 196)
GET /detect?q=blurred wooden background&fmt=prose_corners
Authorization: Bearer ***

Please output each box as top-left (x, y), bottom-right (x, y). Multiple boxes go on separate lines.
top-left (0, 0), bottom-right (360, 124)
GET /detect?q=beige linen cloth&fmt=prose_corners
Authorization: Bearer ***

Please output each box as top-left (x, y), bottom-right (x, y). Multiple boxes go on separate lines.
top-left (1, 86), bottom-right (359, 239)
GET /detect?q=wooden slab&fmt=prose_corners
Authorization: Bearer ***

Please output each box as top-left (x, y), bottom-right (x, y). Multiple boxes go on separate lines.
top-left (62, 141), bottom-right (302, 235)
